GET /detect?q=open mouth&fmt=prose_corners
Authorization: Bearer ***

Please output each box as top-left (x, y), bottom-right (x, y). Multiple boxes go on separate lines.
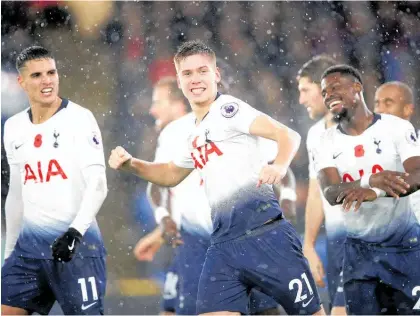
top-left (328, 100), bottom-right (343, 111)
top-left (41, 88), bottom-right (53, 96)
top-left (191, 88), bottom-right (206, 96)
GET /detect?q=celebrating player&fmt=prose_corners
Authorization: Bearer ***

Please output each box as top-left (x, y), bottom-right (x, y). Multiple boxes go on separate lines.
top-left (297, 55), bottom-right (347, 315)
top-left (374, 81), bottom-right (420, 221)
top-left (315, 65), bottom-right (420, 314)
top-left (1, 46), bottom-right (108, 315)
top-left (135, 74), bottom-right (296, 315)
top-left (110, 40), bottom-right (325, 315)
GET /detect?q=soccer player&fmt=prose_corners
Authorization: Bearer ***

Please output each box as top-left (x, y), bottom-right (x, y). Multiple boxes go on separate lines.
top-left (315, 64), bottom-right (420, 314)
top-left (297, 55), bottom-right (347, 315)
top-left (134, 76), bottom-right (294, 315)
top-left (374, 81), bottom-right (420, 221)
top-left (1, 46), bottom-right (108, 315)
top-left (110, 40), bottom-right (325, 315)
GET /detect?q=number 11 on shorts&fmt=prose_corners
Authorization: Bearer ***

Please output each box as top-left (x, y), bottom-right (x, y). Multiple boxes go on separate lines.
top-left (78, 277), bottom-right (99, 302)
top-left (289, 273), bottom-right (314, 303)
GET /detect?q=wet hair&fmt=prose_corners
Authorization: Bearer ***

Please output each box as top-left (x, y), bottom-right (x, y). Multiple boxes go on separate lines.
top-left (16, 46), bottom-right (54, 72)
top-left (297, 54), bottom-right (337, 84)
top-left (321, 64), bottom-right (363, 85)
top-left (174, 40), bottom-right (216, 68)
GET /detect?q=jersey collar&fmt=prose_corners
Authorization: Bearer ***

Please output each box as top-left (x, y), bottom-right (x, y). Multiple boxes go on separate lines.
top-left (337, 113), bottom-right (381, 135)
top-left (27, 98), bottom-right (69, 123)
top-left (194, 92), bottom-right (222, 125)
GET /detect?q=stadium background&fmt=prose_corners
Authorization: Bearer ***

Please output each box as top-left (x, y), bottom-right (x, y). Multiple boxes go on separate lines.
top-left (1, 1), bottom-right (419, 314)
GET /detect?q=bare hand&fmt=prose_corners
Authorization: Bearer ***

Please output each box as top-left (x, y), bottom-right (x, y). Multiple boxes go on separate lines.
top-left (161, 216), bottom-right (183, 248)
top-left (108, 146), bottom-right (132, 170)
top-left (133, 227), bottom-right (164, 261)
top-left (337, 188), bottom-right (378, 212)
top-left (369, 171), bottom-right (410, 198)
top-left (303, 246), bottom-right (326, 287)
top-left (257, 164), bottom-right (286, 188)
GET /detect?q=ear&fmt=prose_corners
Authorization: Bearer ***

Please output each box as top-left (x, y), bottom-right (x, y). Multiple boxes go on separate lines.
top-left (17, 74), bottom-right (24, 90)
top-left (403, 103), bottom-right (414, 120)
top-left (176, 75), bottom-right (181, 89)
top-left (215, 67), bottom-right (221, 84)
top-left (354, 81), bottom-right (363, 93)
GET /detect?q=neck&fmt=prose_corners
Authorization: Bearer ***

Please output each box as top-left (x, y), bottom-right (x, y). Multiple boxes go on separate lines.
top-left (192, 93), bottom-right (217, 124)
top-left (340, 102), bottom-right (373, 136)
top-left (30, 97), bottom-right (62, 124)
top-left (324, 112), bottom-right (336, 128)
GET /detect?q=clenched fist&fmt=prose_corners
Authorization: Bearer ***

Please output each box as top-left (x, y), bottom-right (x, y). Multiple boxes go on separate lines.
top-left (109, 146), bottom-right (132, 170)
top-left (257, 164), bottom-right (287, 188)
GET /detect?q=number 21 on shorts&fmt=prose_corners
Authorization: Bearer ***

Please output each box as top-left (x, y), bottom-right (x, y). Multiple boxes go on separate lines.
top-left (413, 285), bottom-right (420, 310)
top-left (289, 273), bottom-right (314, 303)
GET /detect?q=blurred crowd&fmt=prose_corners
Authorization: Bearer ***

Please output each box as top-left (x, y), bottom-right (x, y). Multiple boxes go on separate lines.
top-left (1, 0), bottom-right (420, 309)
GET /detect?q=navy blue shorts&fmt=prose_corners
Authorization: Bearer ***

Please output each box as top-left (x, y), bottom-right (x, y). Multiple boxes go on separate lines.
top-left (176, 230), bottom-right (278, 315)
top-left (160, 256), bottom-right (179, 313)
top-left (343, 235), bottom-right (420, 315)
top-left (196, 219), bottom-right (322, 314)
top-left (1, 253), bottom-right (106, 315)
top-left (326, 233), bottom-right (346, 308)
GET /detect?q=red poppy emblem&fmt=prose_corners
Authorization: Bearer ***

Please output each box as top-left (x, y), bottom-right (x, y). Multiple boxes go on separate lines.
top-left (354, 145), bottom-right (364, 157)
top-left (34, 134), bottom-right (42, 148)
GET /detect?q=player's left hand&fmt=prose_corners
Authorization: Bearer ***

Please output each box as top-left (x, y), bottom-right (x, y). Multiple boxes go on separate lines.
top-left (336, 188), bottom-right (378, 212)
top-left (257, 164), bottom-right (286, 188)
top-left (51, 228), bottom-right (82, 262)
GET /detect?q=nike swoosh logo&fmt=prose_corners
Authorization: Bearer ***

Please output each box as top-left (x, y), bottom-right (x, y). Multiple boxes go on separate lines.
top-left (14, 144), bottom-right (23, 150)
top-left (81, 302), bottom-right (97, 310)
top-left (68, 239), bottom-right (75, 251)
top-left (302, 296), bottom-right (314, 308)
top-left (333, 152), bottom-right (343, 159)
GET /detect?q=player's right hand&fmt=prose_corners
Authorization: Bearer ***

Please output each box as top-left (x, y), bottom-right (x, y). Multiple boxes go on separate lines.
top-left (161, 216), bottom-right (183, 248)
top-left (133, 227), bottom-right (164, 261)
top-left (303, 246), bottom-right (326, 287)
top-left (108, 146), bottom-right (132, 170)
top-left (369, 170), bottom-right (410, 198)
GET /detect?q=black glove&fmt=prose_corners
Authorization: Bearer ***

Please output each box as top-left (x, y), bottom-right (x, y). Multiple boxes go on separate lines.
top-left (51, 228), bottom-right (82, 262)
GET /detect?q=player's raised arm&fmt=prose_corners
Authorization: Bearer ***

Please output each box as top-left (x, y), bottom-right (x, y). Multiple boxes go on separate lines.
top-left (109, 146), bottom-right (193, 187)
top-left (3, 120), bottom-right (24, 260)
top-left (250, 114), bottom-right (301, 186)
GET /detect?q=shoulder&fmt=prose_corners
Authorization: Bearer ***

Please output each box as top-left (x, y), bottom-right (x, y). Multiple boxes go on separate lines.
top-left (216, 94), bottom-right (254, 118)
top-left (4, 108), bottom-right (30, 135)
top-left (160, 113), bottom-right (195, 140)
top-left (306, 119), bottom-right (327, 148)
top-left (66, 100), bottom-right (95, 119)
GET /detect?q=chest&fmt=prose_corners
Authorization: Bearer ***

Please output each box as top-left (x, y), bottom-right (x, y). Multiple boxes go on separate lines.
top-left (332, 132), bottom-right (400, 182)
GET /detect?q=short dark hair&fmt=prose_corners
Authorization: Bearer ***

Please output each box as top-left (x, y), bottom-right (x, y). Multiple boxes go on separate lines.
top-left (297, 54), bottom-right (337, 84)
top-left (16, 46), bottom-right (54, 72)
top-left (174, 40), bottom-right (216, 68)
top-left (321, 64), bottom-right (363, 85)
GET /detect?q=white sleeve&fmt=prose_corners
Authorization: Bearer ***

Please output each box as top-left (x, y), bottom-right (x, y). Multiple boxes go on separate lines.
top-left (70, 110), bottom-right (107, 235)
top-left (222, 101), bottom-right (262, 134)
top-left (173, 137), bottom-right (194, 169)
top-left (3, 120), bottom-right (24, 259)
top-left (313, 132), bottom-right (337, 173)
top-left (306, 134), bottom-right (317, 180)
top-left (394, 119), bottom-right (420, 162)
top-left (75, 110), bottom-right (106, 169)
top-left (70, 164), bottom-right (108, 235)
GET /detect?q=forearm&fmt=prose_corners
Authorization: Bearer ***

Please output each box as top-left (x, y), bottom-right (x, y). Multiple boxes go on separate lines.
top-left (124, 158), bottom-right (184, 187)
top-left (323, 180), bottom-right (361, 206)
top-left (303, 184), bottom-right (324, 248)
top-left (273, 128), bottom-right (301, 171)
top-left (146, 182), bottom-right (172, 224)
top-left (70, 165), bottom-right (108, 235)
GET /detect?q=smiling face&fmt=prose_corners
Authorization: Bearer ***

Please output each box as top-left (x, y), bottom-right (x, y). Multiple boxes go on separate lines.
top-left (175, 53), bottom-right (221, 108)
top-left (297, 76), bottom-right (327, 120)
top-left (321, 72), bottom-right (362, 122)
top-left (18, 58), bottom-right (59, 107)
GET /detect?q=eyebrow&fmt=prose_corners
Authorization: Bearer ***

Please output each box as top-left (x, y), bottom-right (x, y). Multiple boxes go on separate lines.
top-left (181, 65), bottom-right (209, 74)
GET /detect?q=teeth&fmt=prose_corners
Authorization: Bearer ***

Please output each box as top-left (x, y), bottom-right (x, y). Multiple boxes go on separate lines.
top-left (42, 88), bottom-right (52, 93)
top-left (329, 100), bottom-right (341, 107)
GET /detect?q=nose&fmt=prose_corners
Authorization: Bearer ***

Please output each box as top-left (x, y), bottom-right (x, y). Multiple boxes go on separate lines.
top-left (299, 93), bottom-right (306, 106)
top-left (41, 74), bottom-right (52, 85)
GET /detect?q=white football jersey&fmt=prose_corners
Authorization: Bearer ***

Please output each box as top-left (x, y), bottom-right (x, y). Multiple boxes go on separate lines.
top-left (314, 113), bottom-right (420, 245)
top-left (3, 99), bottom-right (106, 258)
top-left (307, 118), bottom-right (346, 238)
top-left (174, 94), bottom-right (283, 243)
top-left (156, 110), bottom-right (279, 239)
